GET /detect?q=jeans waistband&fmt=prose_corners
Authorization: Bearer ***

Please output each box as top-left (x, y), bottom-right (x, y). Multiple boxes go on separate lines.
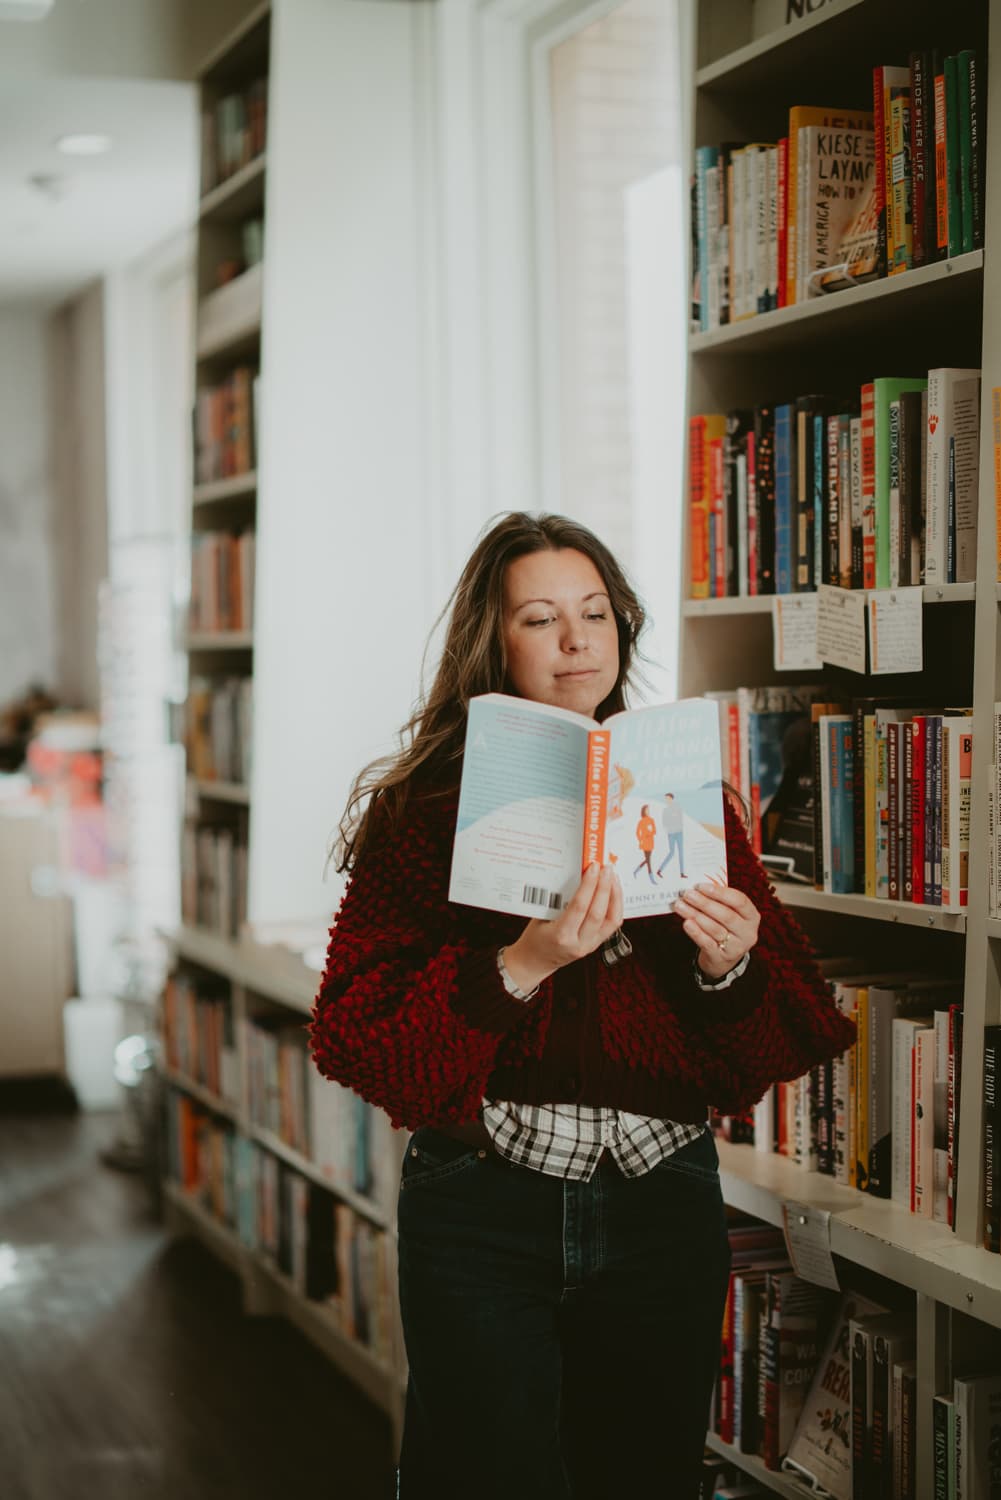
top-left (426, 1119), bottom-right (495, 1151)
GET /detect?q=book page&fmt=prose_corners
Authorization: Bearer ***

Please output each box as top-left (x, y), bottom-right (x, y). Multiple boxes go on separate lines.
top-left (604, 698), bottom-right (727, 916)
top-left (449, 696), bottom-right (589, 919)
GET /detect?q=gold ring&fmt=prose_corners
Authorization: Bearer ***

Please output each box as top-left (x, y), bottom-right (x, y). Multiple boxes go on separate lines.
top-left (718, 935), bottom-right (729, 954)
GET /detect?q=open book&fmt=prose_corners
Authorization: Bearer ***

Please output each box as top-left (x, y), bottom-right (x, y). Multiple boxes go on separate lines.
top-left (448, 693), bottom-right (727, 921)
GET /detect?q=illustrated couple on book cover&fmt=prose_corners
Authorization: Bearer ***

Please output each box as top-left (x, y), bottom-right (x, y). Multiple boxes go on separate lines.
top-left (449, 693), bottom-right (728, 920)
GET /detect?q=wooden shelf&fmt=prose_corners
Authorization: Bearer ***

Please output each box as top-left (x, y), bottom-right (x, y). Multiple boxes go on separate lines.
top-left (247, 1123), bottom-right (393, 1231)
top-left (161, 1066), bottom-right (241, 1122)
top-left (199, 154), bottom-right (266, 225)
top-left (696, 0), bottom-right (865, 91)
top-left (160, 923), bottom-right (318, 1013)
top-left (717, 1141), bottom-right (1001, 1329)
top-left (774, 881), bottom-right (966, 933)
top-left (703, 1433), bottom-right (815, 1499)
top-left (683, 583), bottom-right (975, 616)
top-left (689, 252), bottom-right (983, 359)
top-left (193, 472), bottom-right (257, 507)
top-left (186, 631), bottom-right (254, 651)
top-left (190, 779), bottom-right (250, 805)
top-left (198, 0), bottom-right (271, 82)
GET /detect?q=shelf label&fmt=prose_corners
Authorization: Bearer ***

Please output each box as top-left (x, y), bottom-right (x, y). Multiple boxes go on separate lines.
top-left (781, 1201), bottom-right (840, 1289)
top-left (773, 594), bottom-right (822, 671)
top-left (816, 584), bottom-right (867, 674)
top-left (867, 587), bottom-right (923, 675)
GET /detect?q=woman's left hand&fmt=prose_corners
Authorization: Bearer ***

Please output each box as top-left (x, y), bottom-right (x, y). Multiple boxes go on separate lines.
top-left (674, 883), bottom-right (760, 982)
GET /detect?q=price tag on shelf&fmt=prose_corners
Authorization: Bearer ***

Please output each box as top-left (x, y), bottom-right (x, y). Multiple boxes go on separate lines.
top-left (867, 587), bottom-right (923, 674)
top-left (781, 1201), bottom-right (840, 1290)
top-left (816, 584), bottom-right (867, 674)
top-left (773, 594), bottom-right (822, 671)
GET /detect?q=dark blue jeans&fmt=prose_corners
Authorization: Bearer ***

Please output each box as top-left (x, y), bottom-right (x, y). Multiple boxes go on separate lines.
top-left (396, 1125), bottom-right (730, 1499)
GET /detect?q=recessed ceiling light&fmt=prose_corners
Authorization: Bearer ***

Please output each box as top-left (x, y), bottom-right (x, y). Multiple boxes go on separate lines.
top-left (56, 134), bottom-right (112, 157)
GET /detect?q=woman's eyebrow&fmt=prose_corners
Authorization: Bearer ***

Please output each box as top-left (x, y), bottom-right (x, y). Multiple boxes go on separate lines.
top-left (512, 591), bottom-right (610, 611)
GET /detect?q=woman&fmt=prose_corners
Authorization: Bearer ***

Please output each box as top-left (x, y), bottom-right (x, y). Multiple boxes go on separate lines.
top-left (308, 512), bottom-right (855, 1500)
top-left (633, 803), bottom-right (657, 885)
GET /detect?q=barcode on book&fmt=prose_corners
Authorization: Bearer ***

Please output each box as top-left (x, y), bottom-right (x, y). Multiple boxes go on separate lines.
top-left (522, 884), bottom-right (563, 911)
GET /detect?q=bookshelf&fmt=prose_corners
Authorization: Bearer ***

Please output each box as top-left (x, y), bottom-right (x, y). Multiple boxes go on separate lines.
top-left (159, 1), bottom-right (407, 1455)
top-left (686, 1), bottom-right (1001, 1494)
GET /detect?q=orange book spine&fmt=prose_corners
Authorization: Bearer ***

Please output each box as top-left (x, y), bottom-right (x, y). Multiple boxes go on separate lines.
top-left (582, 730), bottom-right (611, 870)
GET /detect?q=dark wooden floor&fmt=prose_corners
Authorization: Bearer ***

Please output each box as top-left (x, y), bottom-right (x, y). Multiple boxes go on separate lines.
top-left (0, 1106), bottom-right (396, 1500)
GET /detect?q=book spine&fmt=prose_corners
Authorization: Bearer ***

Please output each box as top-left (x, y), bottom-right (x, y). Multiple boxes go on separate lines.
top-left (888, 399), bottom-right (901, 588)
top-left (777, 136), bottom-right (789, 307)
top-left (945, 55), bottom-right (962, 258)
top-left (934, 58), bottom-right (949, 258)
top-left (851, 1324), bottom-right (869, 1497)
top-left (864, 714), bottom-right (877, 898)
top-left (947, 1003), bottom-right (962, 1227)
top-left (853, 702), bottom-right (867, 894)
top-left (915, 1028), bottom-right (935, 1217)
top-left (873, 67), bottom-right (888, 277)
top-left (813, 411), bottom-right (826, 588)
top-left (912, 718), bottom-right (925, 904)
top-left (883, 74), bottom-right (898, 272)
top-left (826, 413), bottom-right (841, 585)
top-left (910, 51), bottom-right (928, 268)
top-left (967, 52), bottom-right (983, 250)
top-left (984, 1027), bottom-right (1001, 1252)
top-left (747, 430), bottom-right (758, 595)
top-left (933, 1395), bottom-right (950, 1500)
top-left (888, 722), bottom-right (900, 901)
top-left (889, 89), bottom-right (913, 275)
top-left (956, 51), bottom-right (974, 255)
top-left (581, 730), bottom-right (611, 868)
top-left (931, 716), bottom-right (944, 904)
top-left (861, 384), bottom-right (876, 588)
top-left (774, 405), bottom-right (793, 594)
top-left (811, 712), bottom-right (826, 892)
top-left (838, 415), bottom-right (853, 590)
top-left (755, 408), bottom-right (776, 595)
top-left (902, 722), bottom-right (914, 900)
top-left (850, 414), bottom-right (863, 589)
top-left (689, 417), bottom-right (710, 599)
top-left (710, 434), bottom-right (726, 598)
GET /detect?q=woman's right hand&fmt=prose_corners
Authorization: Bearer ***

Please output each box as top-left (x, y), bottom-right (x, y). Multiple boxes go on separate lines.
top-left (502, 863), bottom-right (623, 995)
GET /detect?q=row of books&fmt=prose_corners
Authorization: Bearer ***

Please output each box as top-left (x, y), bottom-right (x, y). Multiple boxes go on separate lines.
top-left (210, 216), bottom-right (265, 293)
top-left (194, 366), bottom-right (258, 485)
top-left (708, 1229), bottom-right (922, 1498)
top-left (199, 78), bottom-right (268, 195)
top-left (696, 1453), bottom-right (771, 1500)
top-left (180, 819), bottom-right (247, 938)
top-left (810, 705), bottom-right (972, 907)
top-left (189, 528), bottom-right (256, 635)
top-left (164, 1095), bottom-right (397, 1366)
top-left (242, 1016), bottom-right (400, 1213)
top-left (688, 368), bottom-right (981, 599)
top-left (690, 49), bottom-right (984, 332)
top-left (183, 675), bottom-right (253, 787)
top-left (161, 972), bottom-right (239, 1105)
top-left (717, 972), bottom-right (964, 1217)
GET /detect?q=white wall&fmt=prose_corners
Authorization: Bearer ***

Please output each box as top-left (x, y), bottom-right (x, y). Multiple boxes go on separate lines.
top-left (0, 310), bottom-right (58, 705)
top-left (248, 0), bottom-right (437, 924)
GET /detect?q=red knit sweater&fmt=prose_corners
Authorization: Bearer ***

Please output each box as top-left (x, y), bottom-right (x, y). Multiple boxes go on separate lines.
top-left (308, 793), bottom-right (857, 1131)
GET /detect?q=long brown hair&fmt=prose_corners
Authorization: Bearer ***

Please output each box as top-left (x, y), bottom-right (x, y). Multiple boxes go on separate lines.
top-left (334, 511), bottom-right (647, 871)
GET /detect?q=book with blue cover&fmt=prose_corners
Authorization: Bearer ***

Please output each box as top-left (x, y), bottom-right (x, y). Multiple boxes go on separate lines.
top-left (449, 693), bottom-right (727, 920)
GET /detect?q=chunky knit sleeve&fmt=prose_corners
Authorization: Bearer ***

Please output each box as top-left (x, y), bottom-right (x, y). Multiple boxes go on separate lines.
top-left (639, 799), bottom-right (857, 1114)
top-left (307, 794), bottom-right (533, 1130)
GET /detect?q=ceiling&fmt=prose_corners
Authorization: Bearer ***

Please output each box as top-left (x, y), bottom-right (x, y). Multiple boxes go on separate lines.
top-left (0, 0), bottom-right (251, 308)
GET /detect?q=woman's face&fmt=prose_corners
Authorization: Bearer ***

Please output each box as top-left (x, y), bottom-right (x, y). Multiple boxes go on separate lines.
top-left (502, 547), bottom-right (620, 718)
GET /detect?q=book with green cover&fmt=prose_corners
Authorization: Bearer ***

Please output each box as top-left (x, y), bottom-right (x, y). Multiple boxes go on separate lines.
top-left (873, 377), bottom-right (927, 588)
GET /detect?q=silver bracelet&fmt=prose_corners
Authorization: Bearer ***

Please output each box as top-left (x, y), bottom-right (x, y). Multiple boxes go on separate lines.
top-left (496, 946), bottom-right (540, 1001)
top-left (692, 949), bottom-right (750, 991)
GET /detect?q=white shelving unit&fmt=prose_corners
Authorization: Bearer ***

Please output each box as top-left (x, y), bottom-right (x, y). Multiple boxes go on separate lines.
top-left (686, 3), bottom-right (1001, 1496)
top-left (160, 1), bottom-right (406, 1455)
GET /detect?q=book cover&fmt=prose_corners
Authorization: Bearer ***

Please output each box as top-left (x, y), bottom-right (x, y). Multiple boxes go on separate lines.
top-left (888, 88), bottom-right (913, 275)
top-left (774, 403), bottom-right (796, 594)
top-left (926, 370), bottom-right (981, 586)
top-left (941, 716), bottom-right (973, 911)
top-left (909, 52), bottom-right (929, 268)
top-left (450, 694), bottom-right (727, 920)
top-left (786, 105), bottom-right (874, 304)
top-left (798, 121), bottom-right (875, 298)
top-left (762, 1272), bottom-right (830, 1470)
top-left (984, 1025), bottom-right (1001, 1252)
top-left (783, 1293), bottom-right (885, 1497)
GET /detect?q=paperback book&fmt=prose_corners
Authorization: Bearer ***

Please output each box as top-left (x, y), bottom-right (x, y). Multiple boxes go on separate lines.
top-left (449, 694), bottom-right (726, 921)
